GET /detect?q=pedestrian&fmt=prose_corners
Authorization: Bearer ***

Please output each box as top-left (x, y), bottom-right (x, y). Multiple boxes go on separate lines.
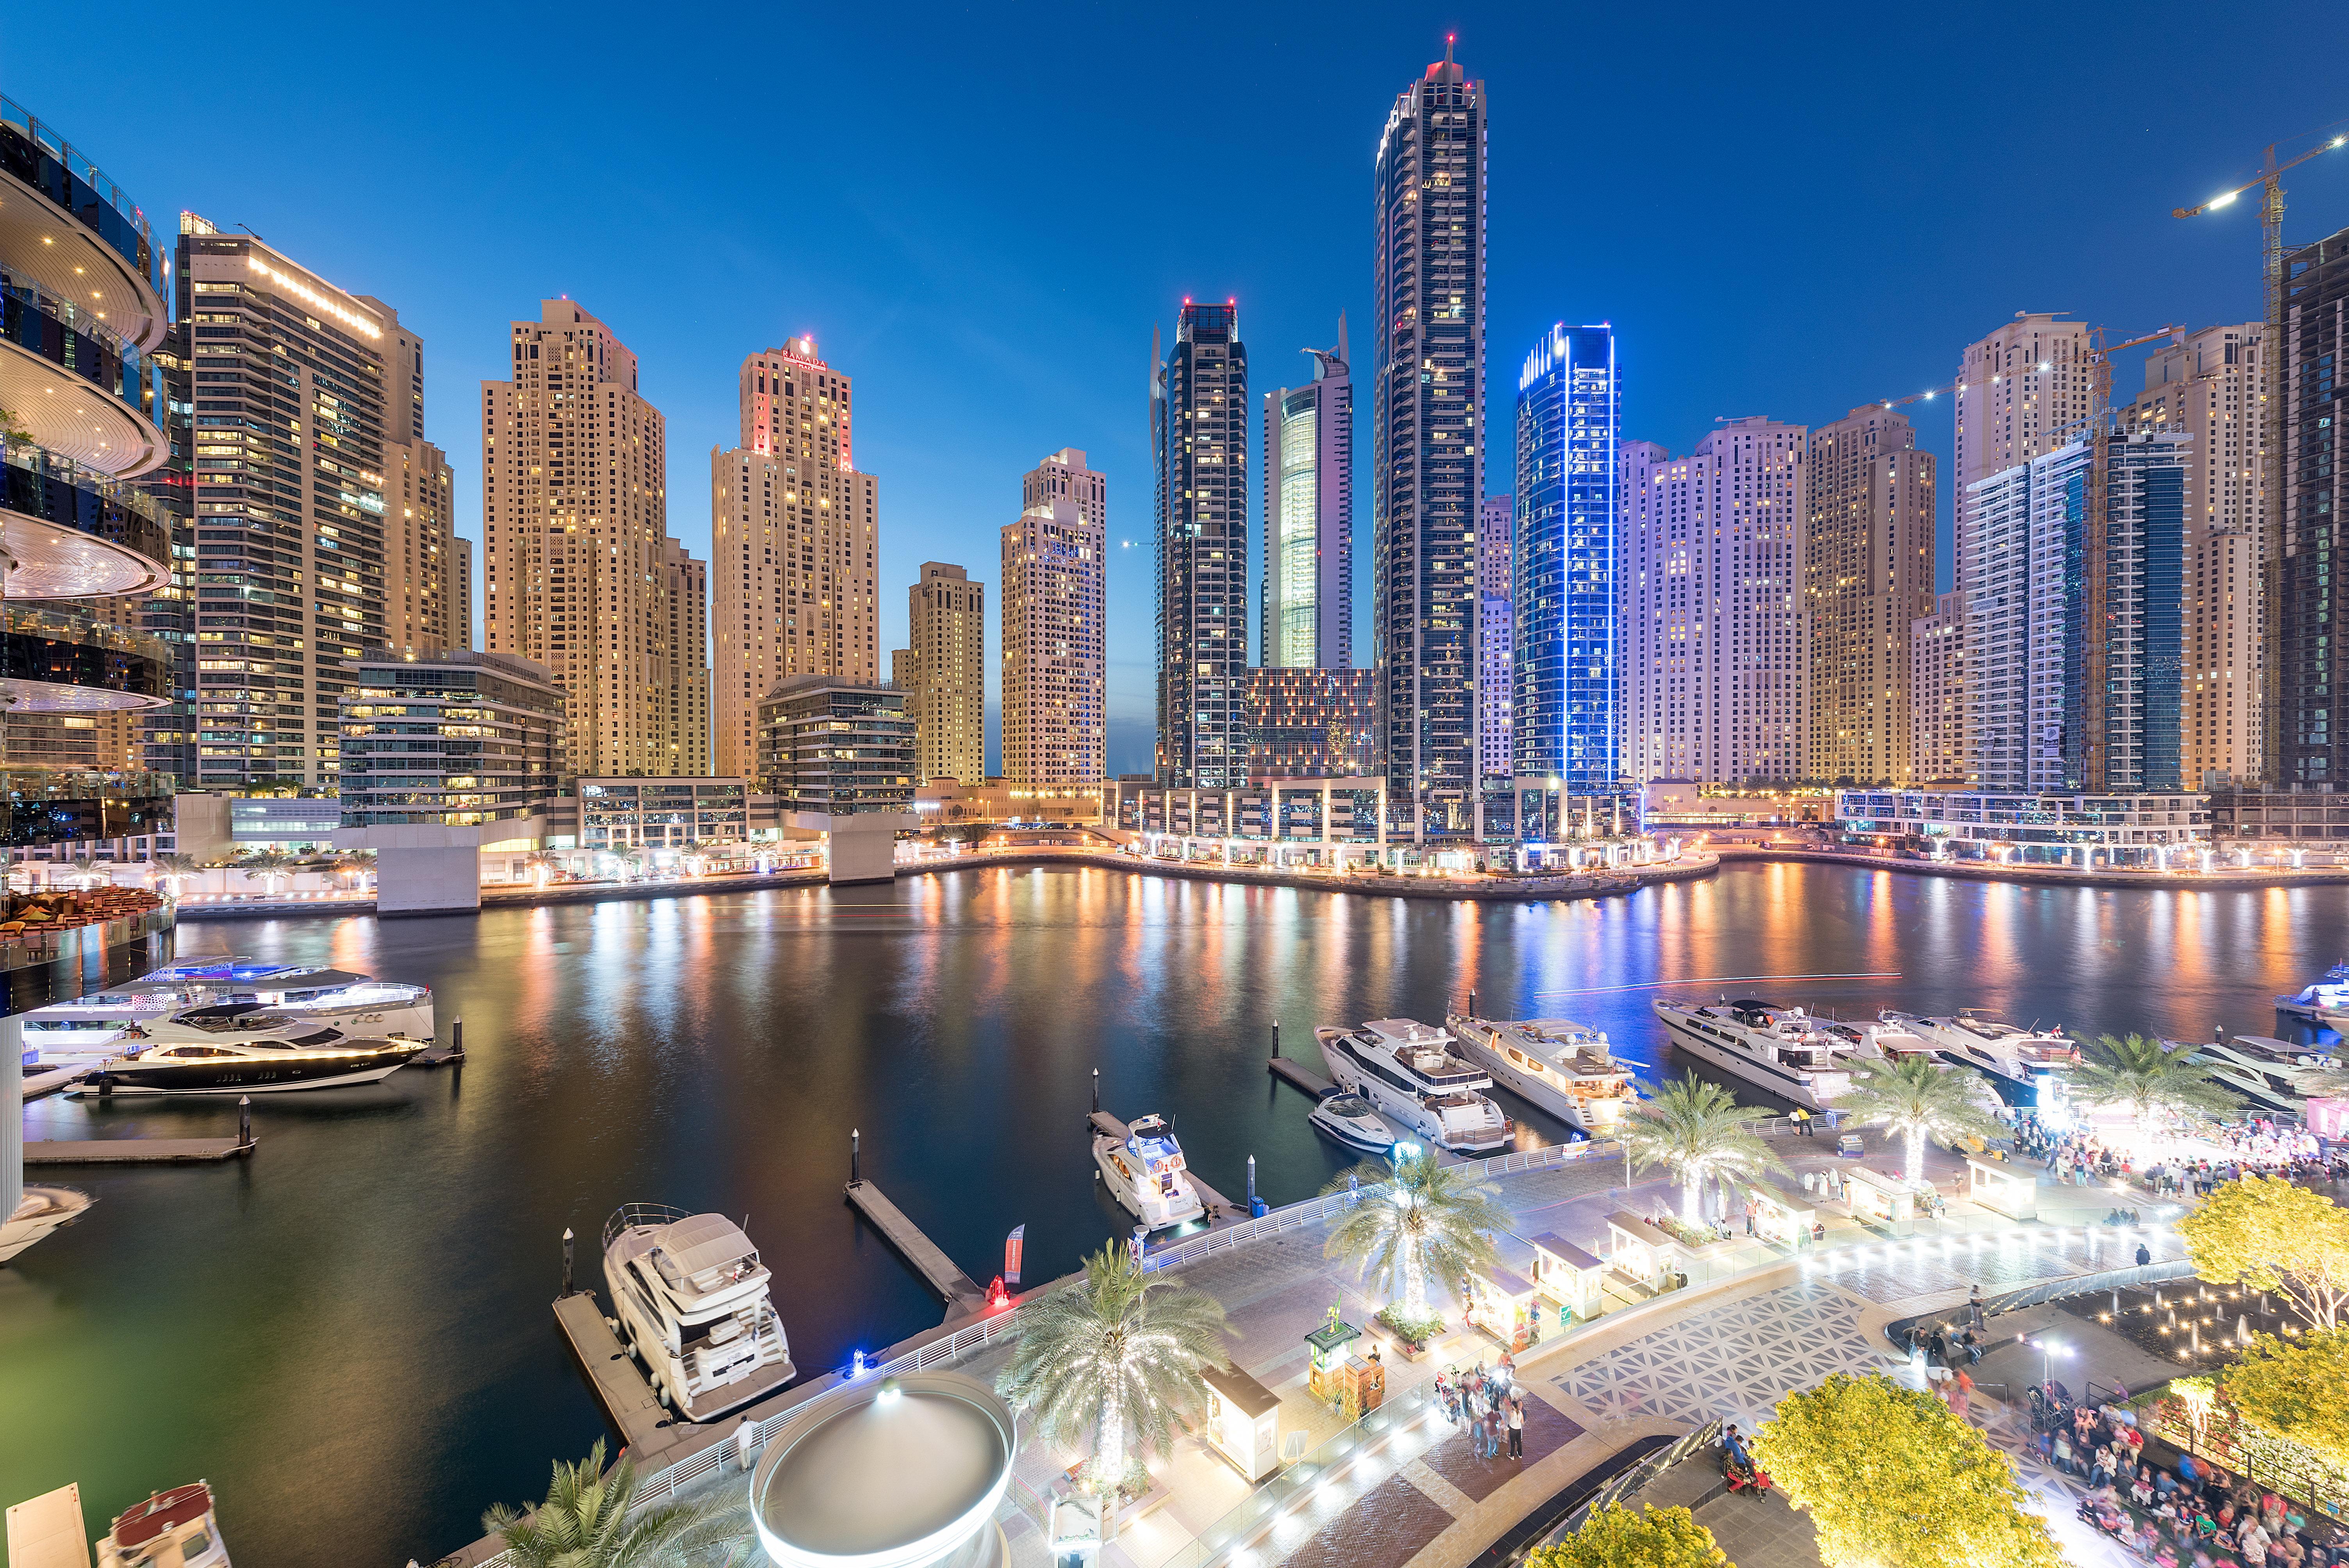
top-left (1743, 1197), bottom-right (1755, 1237)
top-left (1968, 1285), bottom-right (1985, 1329)
top-left (2138, 1241), bottom-right (2154, 1267)
top-left (1507, 1395), bottom-right (1525, 1460)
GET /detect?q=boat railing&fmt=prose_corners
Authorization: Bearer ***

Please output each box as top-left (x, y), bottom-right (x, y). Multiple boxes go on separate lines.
top-left (601, 1203), bottom-right (693, 1253)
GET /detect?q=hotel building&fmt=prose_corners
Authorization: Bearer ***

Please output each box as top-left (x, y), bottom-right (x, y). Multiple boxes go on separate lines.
top-left (1003, 449), bottom-right (1107, 785)
top-left (1152, 303), bottom-right (1248, 788)
top-left (1260, 314), bottom-right (1352, 669)
top-left (1803, 406), bottom-right (1934, 785)
top-left (899, 562), bottom-right (984, 786)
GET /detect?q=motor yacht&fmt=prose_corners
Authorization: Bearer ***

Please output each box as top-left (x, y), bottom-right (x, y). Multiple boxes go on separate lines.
top-left (1890, 1010), bottom-right (2082, 1104)
top-left (1093, 1114), bottom-right (1208, 1229)
top-left (2276, 961), bottom-right (2349, 1023)
top-left (1445, 1015), bottom-right (1641, 1133)
top-left (0, 1183), bottom-right (94, 1265)
top-left (1816, 1014), bottom-right (1939, 1067)
top-left (96, 1481), bottom-right (230, 1568)
top-left (604, 1204), bottom-right (795, 1422)
top-left (2185, 1033), bottom-right (2342, 1117)
top-left (17, 957), bottom-right (432, 1068)
top-left (64, 1015), bottom-right (426, 1096)
top-left (1308, 1093), bottom-right (1399, 1156)
top-left (1316, 1018), bottom-right (1512, 1154)
top-left (1649, 998), bottom-right (1854, 1110)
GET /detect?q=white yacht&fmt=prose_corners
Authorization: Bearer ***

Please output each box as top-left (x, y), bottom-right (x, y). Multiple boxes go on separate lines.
top-left (1093, 1114), bottom-right (1208, 1229)
top-left (0, 1183), bottom-right (94, 1265)
top-left (1817, 1014), bottom-right (1939, 1067)
top-left (2276, 962), bottom-right (2349, 1023)
top-left (2186, 1033), bottom-right (2342, 1117)
top-left (1892, 1010), bottom-right (2082, 1103)
top-left (1649, 998), bottom-right (1854, 1110)
top-left (1316, 1019), bottom-right (1513, 1154)
top-left (96, 1481), bottom-right (230, 1568)
top-left (1445, 1016), bottom-right (1641, 1133)
top-left (1308, 1093), bottom-right (1399, 1156)
top-left (18, 957), bottom-right (433, 1068)
top-left (604, 1205), bottom-right (795, 1422)
top-left (66, 1015), bottom-right (425, 1096)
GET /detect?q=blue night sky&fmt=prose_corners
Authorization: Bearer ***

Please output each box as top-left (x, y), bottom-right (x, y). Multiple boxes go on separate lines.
top-left (25, 0), bottom-right (2349, 774)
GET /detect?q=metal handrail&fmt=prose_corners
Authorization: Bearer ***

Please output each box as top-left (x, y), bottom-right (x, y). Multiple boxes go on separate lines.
top-left (1980, 1258), bottom-right (2194, 1317)
top-left (0, 604), bottom-right (171, 663)
top-left (0, 94), bottom-right (155, 246)
top-left (0, 438), bottom-right (170, 527)
top-left (1550, 1418), bottom-right (1724, 1543)
top-left (0, 265), bottom-right (144, 363)
top-left (601, 1203), bottom-right (694, 1253)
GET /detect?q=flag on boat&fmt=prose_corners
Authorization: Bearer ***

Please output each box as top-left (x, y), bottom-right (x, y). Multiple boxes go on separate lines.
top-left (1005, 1225), bottom-right (1025, 1285)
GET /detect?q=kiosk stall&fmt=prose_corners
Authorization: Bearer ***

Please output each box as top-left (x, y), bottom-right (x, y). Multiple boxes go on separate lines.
top-left (1527, 1233), bottom-right (1606, 1328)
top-left (1199, 1363), bottom-right (1281, 1482)
top-left (1605, 1212), bottom-right (1682, 1294)
top-left (1304, 1317), bottom-right (1362, 1404)
top-left (1966, 1155), bottom-right (2037, 1219)
top-left (1844, 1166), bottom-right (1918, 1236)
top-left (1744, 1183), bottom-right (1818, 1248)
top-left (1463, 1262), bottom-right (1540, 1351)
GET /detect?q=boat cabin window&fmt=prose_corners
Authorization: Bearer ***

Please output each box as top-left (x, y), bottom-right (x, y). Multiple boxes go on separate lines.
top-left (164, 1045), bottom-right (233, 1058)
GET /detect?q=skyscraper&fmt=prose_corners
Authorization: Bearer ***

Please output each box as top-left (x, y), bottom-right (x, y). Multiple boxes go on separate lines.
top-left (1261, 315), bottom-right (1352, 668)
top-left (902, 562), bottom-right (985, 785)
top-left (1511, 323), bottom-right (1620, 791)
top-left (381, 314), bottom-right (467, 656)
top-left (1152, 303), bottom-right (1248, 788)
top-left (481, 299), bottom-right (709, 778)
top-left (709, 337), bottom-right (880, 777)
top-left (1954, 314), bottom-right (2092, 596)
top-left (2276, 226), bottom-right (2349, 786)
top-left (1910, 591), bottom-right (1967, 784)
top-left (1476, 493), bottom-right (1513, 786)
top-left (1803, 406), bottom-right (1934, 785)
top-left (1621, 419), bottom-right (1809, 784)
top-left (2126, 324), bottom-right (2266, 788)
top-left (1373, 40), bottom-right (1486, 840)
top-left (1004, 450), bottom-right (1107, 786)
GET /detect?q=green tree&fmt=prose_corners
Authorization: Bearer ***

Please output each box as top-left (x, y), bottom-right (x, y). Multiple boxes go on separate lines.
top-left (2074, 1032), bottom-right (2239, 1133)
top-left (1322, 1147), bottom-right (1511, 1321)
top-left (480, 1439), bottom-right (749, 1567)
top-left (2222, 1328), bottom-right (2349, 1471)
top-left (1832, 1055), bottom-right (2007, 1185)
top-left (996, 1244), bottom-right (1229, 1493)
top-left (237, 847), bottom-right (295, 895)
top-left (149, 852), bottom-right (199, 899)
top-left (1620, 1073), bottom-right (1786, 1226)
top-left (1752, 1372), bottom-right (2062, 1568)
top-left (2179, 1175), bottom-right (2349, 1329)
top-left (1524, 1503), bottom-right (1725, 1568)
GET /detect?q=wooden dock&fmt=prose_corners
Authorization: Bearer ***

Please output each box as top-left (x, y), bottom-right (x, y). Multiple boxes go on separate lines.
top-left (843, 1180), bottom-right (988, 1316)
top-left (408, 1043), bottom-right (465, 1069)
top-left (552, 1292), bottom-right (687, 1465)
top-left (1267, 1056), bottom-right (1337, 1098)
top-left (24, 1137), bottom-right (251, 1165)
top-left (1088, 1111), bottom-right (1246, 1228)
top-left (20, 1064), bottom-right (86, 1102)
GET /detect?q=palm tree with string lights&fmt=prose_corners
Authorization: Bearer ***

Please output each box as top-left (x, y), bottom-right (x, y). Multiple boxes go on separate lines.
top-left (2075, 1033), bottom-right (2240, 1142)
top-left (1834, 1054), bottom-right (2009, 1185)
top-left (1620, 1073), bottom-right (1787, 1228)
top-left (150, 852), bottom-right (199, 900)
top-left (1321, 1145), bottom-right (1511, 1329)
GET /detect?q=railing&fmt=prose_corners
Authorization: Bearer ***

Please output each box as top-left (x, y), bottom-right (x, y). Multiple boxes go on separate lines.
top-left (0, 603), bottom-right (171, 664)
top-left (1, 266), bottom-right (144, 363)
top-left (0, 767), bottom-right (176, 803)
top-left (1979, 1258), bottom-right (2194, 1318)
top-left (1544, 1419), bottom-right (1723, 1546)
top-left (0, 94), bottom-right (156, 249)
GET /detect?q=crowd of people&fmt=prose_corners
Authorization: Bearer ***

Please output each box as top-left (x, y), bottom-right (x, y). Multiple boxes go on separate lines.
top-left (2010, 1112), bottom-right (2347, 1195)
top-left (1433, 1356), bottom-right (1528, 1461)
top-left (2076, 1440), bottom-right (2347, 1567)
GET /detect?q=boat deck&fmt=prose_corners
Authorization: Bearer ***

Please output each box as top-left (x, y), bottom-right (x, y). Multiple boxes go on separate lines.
top-left (1089, 1110), bottom-right (1245, 1230)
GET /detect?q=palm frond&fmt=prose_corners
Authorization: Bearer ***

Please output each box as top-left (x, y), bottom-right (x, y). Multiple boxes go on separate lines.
top-left (1619, 1073), bottom-right (1788, 1190)
top-left (2075, 1033), bottom-right (2240, 1121)
top-left (1834, 1055), bottom-right (2007, 1144)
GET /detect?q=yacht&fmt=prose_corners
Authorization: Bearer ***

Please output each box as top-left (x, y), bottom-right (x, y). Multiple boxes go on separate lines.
top-left (97, 1481), bottom-right (230, 1568)
top-left (1649, 999), bottom-right (1854, 1110)
top-left (1093, 1114), bottom-right (1208, 1229)
top-left (1891, 1010), bottom-right (2082, 1103)
top-left (0, 1183), bottom-right (94, 1265)
top-left (18, 957), bottom-right (433, 1068)
top-left (1817, 1014), bottom-right (1939, 1067)
top-left (2276, 961), bottom-right (2349, 1023)
top-left (1445, 1016), bottom-right (1642, 1133)
top-left (1316, 1019), bottom-right (1513, 1154)
top-left (2186, 1033), bottom-right (2342, 1117)
top-left (1308, 1093), bottom-right (1399, 1156)
top-left (65, 1015), bottom-right (426, 1096)
top-left (604, 1205), bottom-right (795, 1422)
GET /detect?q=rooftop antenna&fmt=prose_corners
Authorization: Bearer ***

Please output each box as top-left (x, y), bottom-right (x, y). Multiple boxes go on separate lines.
top-left (1444, 32), bottom-right (1455, 64)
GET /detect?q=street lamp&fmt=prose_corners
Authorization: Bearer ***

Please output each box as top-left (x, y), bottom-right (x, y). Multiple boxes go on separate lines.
top-left (2021, 1334), bottom-right (2071, 1393)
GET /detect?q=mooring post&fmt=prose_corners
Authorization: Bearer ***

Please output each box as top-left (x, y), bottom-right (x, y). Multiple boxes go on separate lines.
top-left (1247, 1155), bottom-right (1257, 1207)
top-left (1469, 987), bottom-right (1477, 1018)
top-left (562, 1227), bottom-right (574, 1295)
top-left (452, 1016), bottom-right (465, 1058)
top-left (237, 1095), bottom-right (251, 1148)
top-left (1091, 1067), bottom-right (1100, 1116)
top-left (1271, 1018), bottom-right (1280, 1059)
top-left (851, 1128), bottom-right (861, 1187)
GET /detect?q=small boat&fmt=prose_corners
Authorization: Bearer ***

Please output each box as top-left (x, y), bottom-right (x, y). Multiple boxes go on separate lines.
top-left (97, 1480), bottom-right (230, 1567)
top-left (1447, 1015), bottom-right (1641, 1132)
top-left (19, 957), bottom-right (433, 1068)
top-left (604, 1205), bottom-right (795, 1422)
top-left (1650, 999), bottom-right (1854, 1110)
top-left (1316, 1019), bottom-right (1513, 1154)
top-left (1093, 1114), bottom-right (1207, 1229)
top-left (0, 1184), bottom-right (94, 1265)
top-left (2186, 1033), bottom-right (2340, 1117)
top-left (1891, 1010), bottom-right (2082, 1105)
top-left (1308, 1093), bottom-right (1398, 1155)
top-left (64, 1016), bottom-right (426, 1096)
top-left (2276, 961), bottom-right (2349, 1023)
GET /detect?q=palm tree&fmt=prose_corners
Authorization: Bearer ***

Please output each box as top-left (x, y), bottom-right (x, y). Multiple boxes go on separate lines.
top-left (66, 854), bottom-right (105, 889)
top-left (1834, 1055), bottom-right (2009, 1185)
top-left (2075, 1033), bottom-right (2239, 1137)
top-left (1321, 1147), bottom-right (1512, 1322)
top-left (239, 847), bottom-right (295, 896)
top-left (996, 1245), bottom-right (1229, 1496)
top-left (1620, 1073), bottom-right (1788, 1226)
top-left (481, 1439), bottom-right (748, 1567)
top-left (150, 852), bottom-right (200, 900)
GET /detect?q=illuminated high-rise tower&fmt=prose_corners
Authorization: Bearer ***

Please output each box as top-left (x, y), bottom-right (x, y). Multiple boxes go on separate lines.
top-left (1260, 314), bottom-right (1352, 669)
top-left (1152, 302), bottom-right (1248, 788)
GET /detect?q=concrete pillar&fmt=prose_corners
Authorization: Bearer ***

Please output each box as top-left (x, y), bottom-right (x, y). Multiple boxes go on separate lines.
top-left (1, 1016), bottom-right (18, 1225)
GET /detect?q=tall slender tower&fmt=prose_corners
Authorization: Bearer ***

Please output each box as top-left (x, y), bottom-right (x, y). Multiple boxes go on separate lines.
top-left (1511, 323), bottom-right (1621, 791)
top-left (481, 299), bottom-right (707, 778)
top-left (377, 312), bottom-right (466, 655)
top-left (709, 337), bottom-right (880, 777)
top-left (1152, 303), bottom-right (1248, 788)
top-left (1374, 39), bottom-right (1486, 840)
top-left (1261, 314), bottom-right (1353, 668)
top-left (1803, 406), bottom-right (1934, 785)
top-left (2275, 226), bottom-right (2349, 786)
top-left (903, 562), bottom-right (985, 785)
top-left (1005, 449), bottom-right (1107, 786)
top-left (1477, 493), bottom-right (1513, 785)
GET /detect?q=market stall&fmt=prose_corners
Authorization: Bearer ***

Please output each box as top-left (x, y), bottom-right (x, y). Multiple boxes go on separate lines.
top-left (1304, 1316), bottom-right (1362, 1404)
top-left (1463, 1261), bottom-right (1540, 1350)
top-left (1527, 1232), bottom-right (1606, 1326)
top-left (1966, 1155), bottom-right (2037, 1219)
top-left (1199, 1363), bottom-right (1282, 1482)
top-left (1605, 1212), bottom-right (1682, 1293)
top-left (1844, 1165), bottom-right (1918, 1236)
top-left (1744, 1183), bottom-right (1818, 1248)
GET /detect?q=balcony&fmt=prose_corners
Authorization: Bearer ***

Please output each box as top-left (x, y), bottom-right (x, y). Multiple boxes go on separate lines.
top-left (0, 606), bottom-right (172, 712)
top-left (0, 442), bottom-right (171, 597)
top-left (0, 271), bottom-right (164, 476)
top-left (0, 99), bottom-right (166, 349)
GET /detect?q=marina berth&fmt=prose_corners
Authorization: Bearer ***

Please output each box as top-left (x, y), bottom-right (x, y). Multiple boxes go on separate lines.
top-left (603, 1205), bottom-right (795, 1423)
top-left (1446, 1015), bottom-right (1641, 1132)
top-left (2276, 960), bottom-right (2349, 1022)
top-left (1315, 1018), bottom-right (1511, 1153)
top-left (1649, 998), bottom-right (1854, 1111)
top-left (1093, 1113), bottom-right (1208, 1229)
top-left (2185, 1032), bottom-right (2342, 1117)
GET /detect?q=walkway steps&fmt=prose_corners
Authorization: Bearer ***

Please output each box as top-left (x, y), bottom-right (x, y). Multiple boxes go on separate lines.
top-left (843, 1180), bottom-right (987, 1316)
top-left (551, 1291), bottom-right (688, 1465)
top-left (24, 1137), bottom-right (251, 1164)
top-left (1268, 1056), bottom-right (1336, 1098)
top-left (1088, 1110), bottom-right (1244, 1228)
top-left (20, 1064), bottom-right (86, 1101)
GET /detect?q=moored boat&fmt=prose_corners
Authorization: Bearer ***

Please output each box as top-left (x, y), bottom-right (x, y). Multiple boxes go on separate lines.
top-left (1445, 1015), bottom-right (1641, 1132)
top-left (1093, 1114), bottom-right (1208, 1229)
top-left (1307, 1092), bottom-right (1399, 1155)
top-left (64, 1016), bottom-right (425, 1096)
top-left (1890, 1009), bottom-right (2081, 1105)
top-left (604, 1205), bottom-right (795, 1422)
top-left (1316, 1018), bottom-right (1512, 1153)
top-left (1650, 998), bottom-right (1854, 1110)
top-left (97, 1480), bottom-right (230, 1567)
top-left (0, 1184), bottom-right (94, 1266)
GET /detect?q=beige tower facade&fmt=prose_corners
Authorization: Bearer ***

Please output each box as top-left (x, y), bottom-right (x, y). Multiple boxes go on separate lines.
top-left (1954, 314), bottom-right (2091, 596)
top-left (902, 563), bottom-right (985, 784)
top-left (1003, 451), bottom-right (1107, 786)
top-left (711, 337), bottom-right (879, 778)
top-left (481, 299), bottom-right (707, 778)
top-left (1910, 590), bottom-right (1967, 784)
top-left (1804, 408), bottom-right (1935, 784)
top-left (2126, 323), bottom-right (2266, 787)
top-left (377, 311), bottom-right (467, 653)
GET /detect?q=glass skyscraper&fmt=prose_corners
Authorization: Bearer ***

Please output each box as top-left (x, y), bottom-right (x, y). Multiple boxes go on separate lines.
top-left (1260, 314), bottom-right (1351, 669)
top-left (1372, 42), bottom-right (1486, 842)
top-left (1510, 323), bottom-right (1619, 789)
top-left (1152, 302), bottom-right (1248, 788)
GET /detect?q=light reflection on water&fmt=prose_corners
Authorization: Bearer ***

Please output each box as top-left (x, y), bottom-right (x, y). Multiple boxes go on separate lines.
top-left (2, 861), bottom-right (2337, 1565)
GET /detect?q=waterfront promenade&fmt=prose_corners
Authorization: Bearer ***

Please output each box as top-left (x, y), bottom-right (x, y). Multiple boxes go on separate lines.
top-left (1713, 841), bottom-right (2349, 889)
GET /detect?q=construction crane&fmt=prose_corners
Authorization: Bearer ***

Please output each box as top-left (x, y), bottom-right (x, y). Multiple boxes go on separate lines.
top-left (1875, 380), bottom-right (1958, 412)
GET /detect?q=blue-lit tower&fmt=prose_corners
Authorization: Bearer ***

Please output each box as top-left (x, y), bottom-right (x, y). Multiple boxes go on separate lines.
top-left (1511, 323), bottom-right (1619, 789)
